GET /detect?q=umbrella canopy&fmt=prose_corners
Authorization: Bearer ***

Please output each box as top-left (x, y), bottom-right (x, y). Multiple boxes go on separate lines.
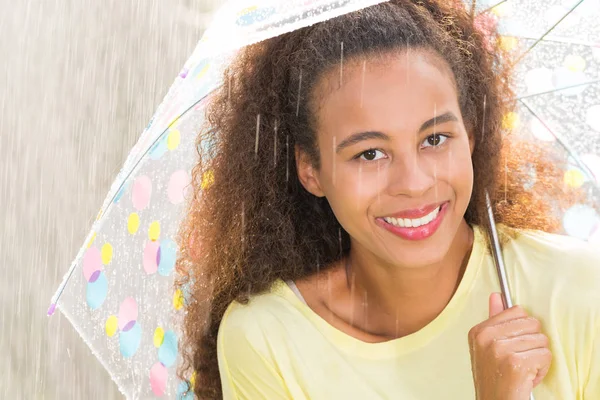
top-left (49, 0), bottom-right (600, 398)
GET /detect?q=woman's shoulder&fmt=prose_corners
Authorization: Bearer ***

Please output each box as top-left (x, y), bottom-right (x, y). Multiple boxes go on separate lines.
top-left (498, 224), bottom-right (600, 315)
top-left (500, 224), bottom-right (600, 274)
top-left (218, 279), bottom-right (300, 341)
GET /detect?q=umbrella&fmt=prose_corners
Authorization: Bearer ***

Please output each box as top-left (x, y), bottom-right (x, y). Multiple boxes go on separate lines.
top-left (48, 0), bottom-right (600, 398)
top-left (47, 1), bottom-right (394, 398)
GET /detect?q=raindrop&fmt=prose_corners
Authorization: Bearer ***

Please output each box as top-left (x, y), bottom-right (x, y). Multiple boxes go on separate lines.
top-left (480, 94), bottom-right (487, 145)
top-left (296, 70), bottom-right (302, 117)
top-left (255, 114), bottom-right (261, 157)
top-left (360, 60), bottom-right (366, 108)
top-left (356, 163), bottom-right (363, 211)
top-left (332, 136), bottom-right (337, 186)
top-left (286, 134), bottom-right (290, 183)
top-left (340, 41), bottom-right (344, 88)
top-left (241, 201), bottom-right (245, 243)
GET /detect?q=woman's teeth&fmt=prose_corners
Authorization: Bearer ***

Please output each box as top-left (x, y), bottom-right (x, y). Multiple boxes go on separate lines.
top-left (383, 206), bottom-right (441, 228)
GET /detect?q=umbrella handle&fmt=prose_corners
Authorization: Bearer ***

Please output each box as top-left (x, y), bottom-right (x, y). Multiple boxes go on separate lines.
top-left (484, 190), bottom-right (536, 400)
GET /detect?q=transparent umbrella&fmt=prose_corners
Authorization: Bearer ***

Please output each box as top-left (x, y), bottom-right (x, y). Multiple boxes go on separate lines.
top-left (48, 0), bottom-right (600, 398)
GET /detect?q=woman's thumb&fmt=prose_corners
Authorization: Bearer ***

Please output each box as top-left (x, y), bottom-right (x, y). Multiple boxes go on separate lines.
top-left (489, 292), bottom-right (505, 317)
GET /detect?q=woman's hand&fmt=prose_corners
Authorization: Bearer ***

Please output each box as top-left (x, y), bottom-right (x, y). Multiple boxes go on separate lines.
top-left (468, 293), bottom-right (552, 400)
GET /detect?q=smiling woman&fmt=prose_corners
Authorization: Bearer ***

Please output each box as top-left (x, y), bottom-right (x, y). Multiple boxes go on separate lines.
top-left (175, 1), bottom-right (600, 399)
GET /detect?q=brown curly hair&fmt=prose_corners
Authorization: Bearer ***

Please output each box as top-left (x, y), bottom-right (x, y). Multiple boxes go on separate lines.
top-left (174, 1), bottom-right (585, 398)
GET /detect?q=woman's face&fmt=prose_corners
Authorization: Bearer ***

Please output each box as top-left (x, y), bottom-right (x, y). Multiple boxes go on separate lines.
top-left (297, 49), bottom-right (475, 268)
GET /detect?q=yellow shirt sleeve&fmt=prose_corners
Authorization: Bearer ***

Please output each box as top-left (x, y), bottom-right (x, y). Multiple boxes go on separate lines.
top-left (217, 302), bottom-right (292, 400)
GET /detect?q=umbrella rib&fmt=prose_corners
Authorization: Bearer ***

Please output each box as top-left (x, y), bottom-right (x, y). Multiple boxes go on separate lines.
top-left (512, 35), bottom-right (598, 47)
top-left (518, 98), bottom-right (598, 186)
top-left (517, 78), bottom-right (600, 100)
top-left (512, 0), bottom-right (585, 66)
top-left (478, 0), bottom-right (507, 15)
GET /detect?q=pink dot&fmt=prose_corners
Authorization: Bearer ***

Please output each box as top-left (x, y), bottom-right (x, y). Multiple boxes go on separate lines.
top-left (149, 362), bottom-right (168, 396)
top-left (167, 170), bottom-right (191, 204)
top-left (83, 246), bottom-right (102, 282)
top-left (118, 297), bottom-right (138, 331)
top-left (132, 176), bottom-right (152, 211)
top-left (143, 241), bottom-right (160, 274)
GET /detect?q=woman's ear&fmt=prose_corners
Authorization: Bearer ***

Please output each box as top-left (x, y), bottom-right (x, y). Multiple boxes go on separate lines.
top-left (295, 145), bottom-right (326, 197)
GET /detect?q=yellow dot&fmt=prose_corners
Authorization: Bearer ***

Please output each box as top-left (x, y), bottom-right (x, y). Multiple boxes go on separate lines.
top-left (564, 169), bottom-right (585, 188)
top-left (194, 64), bottom-right (210, 81)
top-left (127, 213), bottom-right (140, 235)
top-left (190, 371), bottom-right (197, 389)
top-left (201, 170), bottom-right (214, 190)
top-left (149, 221), bottom-right (161, 241)
top-left (499, 36), bottom-right (518, 52)
top-left (491, 2), bottom-right (512, 17)
top-left (238, 5), bottom-right (258, 16)
top-left (502, 112), bottom-right (520, 130)
top-left (105, 315), bottom-right (118, 337)
top-left (173, 289), bottom-right (184, 310)
top-left (153, 327), bottom-right (165, 348)
top-left (167, 129), bottom-right (181, 150)
top-left (564, 55), bottom-right (586, 72)
top-left (86, 232), bottom-right (97, 249)
top-left (96, 209), bottom-right (103, 221)
top-left (101, 243), bottom-right (113, 265)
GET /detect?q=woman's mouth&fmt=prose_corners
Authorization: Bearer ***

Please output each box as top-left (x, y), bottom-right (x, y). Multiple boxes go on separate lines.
top-left (375, 202), bottom-right (449, 240)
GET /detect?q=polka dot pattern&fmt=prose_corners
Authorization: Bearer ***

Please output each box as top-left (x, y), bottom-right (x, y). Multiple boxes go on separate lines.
top-left (132, 176), bottom-right (152, 211)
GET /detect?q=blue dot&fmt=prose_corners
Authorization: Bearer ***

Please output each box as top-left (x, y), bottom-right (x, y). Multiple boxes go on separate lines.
top-left (158, 330), bottom-right (178, 368)
top-left (235, 7), bottom-right (275, 26)
top-left (119, 322), bottom-right (142, 358)
top-left (158, 239), bottom-right (178, 277)
top-left (176, 381), bottom-right (194, 400)
top-left (86, 271), bottom-right (108, 310)
top-left (149, 135), bottom-right (168, 160)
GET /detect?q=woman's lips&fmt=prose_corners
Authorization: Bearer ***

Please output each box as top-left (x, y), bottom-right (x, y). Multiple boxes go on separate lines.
top-left (375, 201), bottom-right (449, 241)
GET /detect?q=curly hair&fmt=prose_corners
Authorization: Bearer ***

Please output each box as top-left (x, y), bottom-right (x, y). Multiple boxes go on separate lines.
top-left (174, 1), bottom-right (585, 398)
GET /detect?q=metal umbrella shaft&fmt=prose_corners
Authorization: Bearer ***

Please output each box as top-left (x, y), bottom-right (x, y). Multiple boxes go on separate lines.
top-left (484, 190), bottom-right (535, 400)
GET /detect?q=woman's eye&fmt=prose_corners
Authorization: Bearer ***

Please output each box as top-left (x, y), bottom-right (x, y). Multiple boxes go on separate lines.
top-left (422, 133), bottom-right (449, 148)
top-left (357, 149), bottom-right (385, 161)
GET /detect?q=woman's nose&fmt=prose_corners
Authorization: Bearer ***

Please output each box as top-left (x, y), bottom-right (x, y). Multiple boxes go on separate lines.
top-left (385, 154), bottom-right (437, 198)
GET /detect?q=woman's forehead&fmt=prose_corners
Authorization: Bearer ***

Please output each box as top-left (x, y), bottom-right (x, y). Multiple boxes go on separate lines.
top-left (311, 49), bottom-right (462, 134)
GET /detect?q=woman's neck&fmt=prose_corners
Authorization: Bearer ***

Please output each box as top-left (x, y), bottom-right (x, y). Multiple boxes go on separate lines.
top-left (342, 220), bottom-right (474, 338)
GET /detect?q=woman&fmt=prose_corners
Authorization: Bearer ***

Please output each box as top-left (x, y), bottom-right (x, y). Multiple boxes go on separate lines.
top-left (176, 1), bottom-right (600, 399)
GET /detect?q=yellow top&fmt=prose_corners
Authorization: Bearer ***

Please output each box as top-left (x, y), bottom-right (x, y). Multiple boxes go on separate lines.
top-left (217, 225), bottom-right (600, 399)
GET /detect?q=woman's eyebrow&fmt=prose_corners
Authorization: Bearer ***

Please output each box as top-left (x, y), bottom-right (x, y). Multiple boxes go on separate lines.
top-left (335, 111), bottom-right (458, 154)
top-left (418, 111), bottom-right (458, 133)
top-left (336, 131), bottom-right (389, 154)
